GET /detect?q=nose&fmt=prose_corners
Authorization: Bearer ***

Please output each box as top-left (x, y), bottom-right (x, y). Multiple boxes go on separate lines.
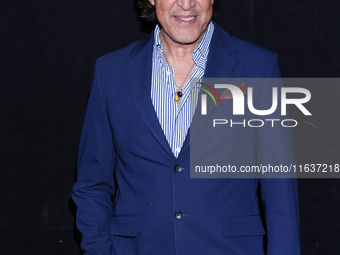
top-left (177, 0), bottom-right (196, 11)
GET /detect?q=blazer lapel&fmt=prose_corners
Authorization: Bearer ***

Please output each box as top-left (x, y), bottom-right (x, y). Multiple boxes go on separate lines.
top-left (126, 35), bottom-right (176, 159)
top-left (179, 24), bottom-right (239, 158)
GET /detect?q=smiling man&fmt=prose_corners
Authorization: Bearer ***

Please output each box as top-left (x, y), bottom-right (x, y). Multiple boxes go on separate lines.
top-left (72, 0), bottom-right (301, 254)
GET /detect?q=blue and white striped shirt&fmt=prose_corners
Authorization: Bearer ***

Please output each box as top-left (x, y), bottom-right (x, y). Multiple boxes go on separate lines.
top-left (151, 22), bottom-right (214, 158)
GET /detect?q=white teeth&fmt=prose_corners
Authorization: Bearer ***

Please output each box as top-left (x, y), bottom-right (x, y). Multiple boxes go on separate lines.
top-left (179, 17), bottom-right (195, 22)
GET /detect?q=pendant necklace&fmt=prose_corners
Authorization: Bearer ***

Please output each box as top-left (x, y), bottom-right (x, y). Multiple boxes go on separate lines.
top-left (163, 51), bottom-right (196, 106)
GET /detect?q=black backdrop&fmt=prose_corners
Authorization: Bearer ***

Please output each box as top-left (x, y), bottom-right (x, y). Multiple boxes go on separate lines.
top-left (1, 0), bottom-right (339, 254)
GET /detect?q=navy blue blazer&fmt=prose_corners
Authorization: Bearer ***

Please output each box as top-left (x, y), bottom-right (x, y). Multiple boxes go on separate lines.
top-left (72, 23), bottom-right (300, 255)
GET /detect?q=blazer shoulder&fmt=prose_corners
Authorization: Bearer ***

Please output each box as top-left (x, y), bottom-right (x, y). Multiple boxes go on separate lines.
top-left (96, 33), bottom-right (153, 68)
top-left (229, 34), bottom-right (277, 63)
top-left (89, 33), bottom-right (154, 93)
top-left (96, 41), bottom-right (137, 67)
top-left (213, 23), bottom-right (276, 58)
top-left (212, 23), bottom-right (279, 76)
top-left (223, 33), bottom-right (280, 77)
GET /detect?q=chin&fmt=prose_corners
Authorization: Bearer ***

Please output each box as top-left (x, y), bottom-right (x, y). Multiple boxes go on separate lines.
top-left (174, 34), bottom-right (202, 45)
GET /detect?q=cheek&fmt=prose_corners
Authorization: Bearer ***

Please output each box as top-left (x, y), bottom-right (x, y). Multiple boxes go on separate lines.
top-left (203, 5), bottom-right (213, 19)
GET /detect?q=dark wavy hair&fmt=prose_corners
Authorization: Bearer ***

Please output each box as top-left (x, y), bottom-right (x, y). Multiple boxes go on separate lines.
top-left (136, 0), bottom-right (220, 22)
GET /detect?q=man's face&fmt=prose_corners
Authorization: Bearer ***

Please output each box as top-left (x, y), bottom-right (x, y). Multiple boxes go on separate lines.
top-left (149, 0), bottom-right (214, 46)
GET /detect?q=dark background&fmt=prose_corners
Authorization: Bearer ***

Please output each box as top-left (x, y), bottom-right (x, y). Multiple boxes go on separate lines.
top-left (1, 0), bottom-right (339, 254)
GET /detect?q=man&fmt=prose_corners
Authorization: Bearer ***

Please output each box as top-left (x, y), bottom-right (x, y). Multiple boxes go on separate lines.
top-left (72, 0), bottom-right (300, 254)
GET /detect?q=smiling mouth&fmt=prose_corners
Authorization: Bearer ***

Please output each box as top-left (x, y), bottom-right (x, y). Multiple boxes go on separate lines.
top-left (177, 16), bottom-right (196, 22)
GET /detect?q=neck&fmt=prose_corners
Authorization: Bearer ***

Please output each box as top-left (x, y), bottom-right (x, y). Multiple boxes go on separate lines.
top-left (160, 30), bottom-right (201, 63)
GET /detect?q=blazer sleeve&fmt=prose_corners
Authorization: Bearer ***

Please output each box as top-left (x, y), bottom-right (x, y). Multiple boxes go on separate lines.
top-left (257, 53), bottom-right (301, 254)
top-left (71, 59), bottom-right (115, 255)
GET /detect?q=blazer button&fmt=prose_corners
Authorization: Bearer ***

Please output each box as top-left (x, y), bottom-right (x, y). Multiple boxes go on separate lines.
top-left (174, 211), bottom-right (183, 220)
top-left (174, 165), bottom-right (182, 173)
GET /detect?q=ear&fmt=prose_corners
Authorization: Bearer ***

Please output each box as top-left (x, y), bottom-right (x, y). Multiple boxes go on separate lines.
top-left (148, 0), bottom-right (155, 6)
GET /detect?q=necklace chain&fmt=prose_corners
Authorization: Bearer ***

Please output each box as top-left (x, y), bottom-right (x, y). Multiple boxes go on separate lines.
top-left (163, 51), bottom-right (196, 105)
